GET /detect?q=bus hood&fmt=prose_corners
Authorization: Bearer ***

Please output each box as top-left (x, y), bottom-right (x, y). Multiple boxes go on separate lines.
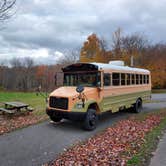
top-left (50, 86), bottom-right (97, 98)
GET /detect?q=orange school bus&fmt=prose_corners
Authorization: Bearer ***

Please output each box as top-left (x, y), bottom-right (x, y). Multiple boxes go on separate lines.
top-left (46, 61), bottom-right (151, 130)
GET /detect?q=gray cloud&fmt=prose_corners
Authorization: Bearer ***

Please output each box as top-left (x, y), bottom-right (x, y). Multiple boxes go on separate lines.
top-left (0, 0), bottom-right (166, 65)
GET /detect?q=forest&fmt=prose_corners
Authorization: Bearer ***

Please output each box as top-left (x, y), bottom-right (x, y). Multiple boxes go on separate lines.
top-left (0, 28), bottom-right (166, 91)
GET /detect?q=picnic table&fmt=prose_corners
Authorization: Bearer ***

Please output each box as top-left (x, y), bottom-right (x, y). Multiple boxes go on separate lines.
top-left (0, 101), bottom-right (33, 114)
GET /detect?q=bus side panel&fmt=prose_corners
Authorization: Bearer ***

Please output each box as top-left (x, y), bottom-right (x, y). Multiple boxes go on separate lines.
top-left (100, 90), bottom-right (151, 113)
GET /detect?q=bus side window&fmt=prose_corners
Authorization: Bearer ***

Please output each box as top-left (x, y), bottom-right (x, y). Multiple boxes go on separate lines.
top-left (136, 74), bottom-right (139, 84)
top-left (140, 74), bottom-right (143, 84)
top-left (121, 73), bottom-right (125, 85)
top-left (143, 75), bottom-right (146, 84)
top-left (147, 75), bottom-right (149, 84)
top-left (104, 73), bottom-right (111, 86)
top-left (132, 74), bottom-right (135, 84)
top-left (127, 73), bottom-right (131, 85)
top-left (112, 73), bottom-right (120, 86)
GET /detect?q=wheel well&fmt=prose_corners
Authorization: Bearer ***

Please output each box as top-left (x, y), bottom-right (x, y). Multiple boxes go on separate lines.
top-left (138, 97), bottom-right (142, 103)
top-left (88, 103), bottom-right (100, 114)
top-left (132, 97), bottom-right (142, 106)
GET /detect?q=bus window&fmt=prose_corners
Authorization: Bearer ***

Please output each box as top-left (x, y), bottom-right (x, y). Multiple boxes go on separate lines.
top-left (136, 74), bottom-right (139, 84)
top-left (140, 74), bottom-right (143, 84)
top-left (143, 75), bottom-right (146, 84)
top-left (147, 75), bottom-right (149, 84)
top-left (121, 73), bottom-right (125, 85)
top-left (112, 73), bottom-right (120, 86)
top-left (132, 74), bottom-right (135, 84)
top-left (127, 74), bottom-right (131, 85)
top-left (104, 73), bottom-right (111, 86)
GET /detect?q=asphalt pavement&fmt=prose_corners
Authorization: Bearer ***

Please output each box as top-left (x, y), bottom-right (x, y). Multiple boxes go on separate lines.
top-left (0, 93), bottom-right (166, 166)
top-left (150, 132), bottom-right (166, 166)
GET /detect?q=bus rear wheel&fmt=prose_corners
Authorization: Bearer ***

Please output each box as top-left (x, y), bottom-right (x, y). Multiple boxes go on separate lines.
top-left (83, 109), bottom-right (98, 131)
top-left (133, 99), bottom-right (142, 113)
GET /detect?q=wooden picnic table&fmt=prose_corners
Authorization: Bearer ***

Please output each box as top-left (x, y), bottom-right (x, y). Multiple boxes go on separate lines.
top-left (0, 101), bottom-right (33, 114)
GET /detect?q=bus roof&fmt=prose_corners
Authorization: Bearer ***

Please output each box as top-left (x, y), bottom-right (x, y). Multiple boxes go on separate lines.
top-left (90, 62), bottom-right (150, 73)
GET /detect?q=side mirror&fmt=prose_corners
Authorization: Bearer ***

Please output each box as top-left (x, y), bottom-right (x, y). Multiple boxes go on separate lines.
top-left (97, 82), bottom-right (101, 87)
top-left (76, 85), bottom-right (84, 93)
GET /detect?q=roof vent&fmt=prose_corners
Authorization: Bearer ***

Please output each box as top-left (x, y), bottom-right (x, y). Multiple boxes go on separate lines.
top-left (109, 61), bottom-right (124, 66)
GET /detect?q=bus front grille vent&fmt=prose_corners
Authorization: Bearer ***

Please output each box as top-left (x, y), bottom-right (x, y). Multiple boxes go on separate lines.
top-left (49, 96), bottom-right (68, 110)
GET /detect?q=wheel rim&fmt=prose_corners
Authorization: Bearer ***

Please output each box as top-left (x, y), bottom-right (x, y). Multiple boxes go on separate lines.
top-left (89, 114), bottom-right (96, 127)
top-left (137, 101), bottom-right (142, 112)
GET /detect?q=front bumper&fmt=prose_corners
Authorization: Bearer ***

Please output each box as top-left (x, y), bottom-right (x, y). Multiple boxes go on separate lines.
top-left (46, 108), bottom-right (86, 121)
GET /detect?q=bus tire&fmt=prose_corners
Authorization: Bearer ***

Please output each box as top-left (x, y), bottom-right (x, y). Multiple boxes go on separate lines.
top-left (133, 99), bottom-right (142, 113)
top-left (83, 109), bottom-right (98, 131)
top-left (50, 116), bottom-right (62, 122)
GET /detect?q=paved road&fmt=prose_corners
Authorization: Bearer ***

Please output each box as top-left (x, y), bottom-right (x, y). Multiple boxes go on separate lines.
top-left (0, 94), bottom-right (166, 166)
top-left (150, 132), bottom-right (166, 166)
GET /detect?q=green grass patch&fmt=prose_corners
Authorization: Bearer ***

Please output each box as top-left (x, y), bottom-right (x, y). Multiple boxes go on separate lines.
top-left (127, 109), bottom-right (166, 166)
top-left (0, 91), bottom-right (46, 116)
top-left (152, 89), bottom-right (166, 94)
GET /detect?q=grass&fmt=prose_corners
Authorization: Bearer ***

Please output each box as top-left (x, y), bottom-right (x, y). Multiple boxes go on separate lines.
top-left (152, 89), bottom-right (166, 94)
top-left (127, 109), bottom-right (166, 166)
top-left (0, 91), bottom-right (46, 116)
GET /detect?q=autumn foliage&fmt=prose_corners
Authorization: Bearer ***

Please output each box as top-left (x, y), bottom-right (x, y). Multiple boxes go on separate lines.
top-left (0, 113), bottom-right (46, 135)
top-left (0, 30), bottom-right (165, 90)
top-left (80, 31), bottom-right (166, 89)
top-left (80, 34), bottom-right (112, 63)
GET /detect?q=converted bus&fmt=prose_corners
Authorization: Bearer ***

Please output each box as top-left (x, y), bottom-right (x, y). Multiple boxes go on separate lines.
top-left (46, 61), bottom-right (151, 130)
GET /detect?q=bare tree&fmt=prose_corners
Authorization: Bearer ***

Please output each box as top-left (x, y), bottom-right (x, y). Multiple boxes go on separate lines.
top-left (0, 0), bottom-right (16, 21)
top-left (23, 57), bottom-right (34, 68)
top-left (99, 38), bottom-right (107, 52)
top-left (112, 28), bottom-right (122, 57)
top-left (121, 33), bottom-right (149, 66)
top-left (10, 57), bottom-right (22, 67)
top-left (57, 48), bottom-right (80, 64)
top-left (121, 33), bottom-right (148, 55)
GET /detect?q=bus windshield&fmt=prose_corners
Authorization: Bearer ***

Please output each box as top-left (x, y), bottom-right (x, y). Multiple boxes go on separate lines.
top-left (63, 72), bottom-right (101, 87)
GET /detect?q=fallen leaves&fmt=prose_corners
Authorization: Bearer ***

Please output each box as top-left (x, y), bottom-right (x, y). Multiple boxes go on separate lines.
top-left (0, 113), bottom-right (47, 135)
top-left (49, 113), bottom-right (165, 166)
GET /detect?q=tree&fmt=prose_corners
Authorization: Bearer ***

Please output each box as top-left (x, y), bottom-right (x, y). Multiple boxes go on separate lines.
top-left (23, 57), bottom-right (34, 68)
top-left (121, 33), bottom-right (148, 65)
top-left (10, 57), bottom-right (22, 68)
top-left (112, 28), bottom-right (122, 58)
top-left (80, 34), bottom-right (101, 60)
top-left (9, 57), bottom-right (35, 91)
top-left (80, 34), bottom-right (109, 63)
top-left (57, 48), bottom-right (80, 64)
top-left (0, 0), bottom-right (16, 21)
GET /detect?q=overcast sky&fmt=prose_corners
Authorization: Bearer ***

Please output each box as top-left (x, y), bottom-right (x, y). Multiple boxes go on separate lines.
top-left (0, 0), bottom-right (166, 65)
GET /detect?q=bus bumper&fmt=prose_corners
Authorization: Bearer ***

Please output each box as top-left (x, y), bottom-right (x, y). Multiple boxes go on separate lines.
top-left (46, 108), bottom-right (86, 121)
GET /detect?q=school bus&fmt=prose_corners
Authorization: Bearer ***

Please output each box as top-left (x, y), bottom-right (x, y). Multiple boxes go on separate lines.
top-left (46, 61), bottom-right (151, 130)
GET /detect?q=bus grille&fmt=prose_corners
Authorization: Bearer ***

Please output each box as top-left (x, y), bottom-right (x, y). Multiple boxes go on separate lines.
top-left (49, 96), bottom-right (68, 110)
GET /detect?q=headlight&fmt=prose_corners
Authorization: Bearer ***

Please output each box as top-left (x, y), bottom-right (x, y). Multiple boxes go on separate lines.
top-left (76, 103), bottom-right (84, 109)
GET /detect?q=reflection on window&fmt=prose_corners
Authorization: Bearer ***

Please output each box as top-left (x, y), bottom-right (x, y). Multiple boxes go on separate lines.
top-left (64, 72), bottom-right (101, 87)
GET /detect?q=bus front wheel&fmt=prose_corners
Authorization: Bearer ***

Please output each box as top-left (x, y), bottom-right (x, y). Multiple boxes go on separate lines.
top-left (133, 99), bottom-right (142, 113)
top-left (50, 116), bottom-right (62, 122)
top-left (83, 109), bottom-right (98, 131)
